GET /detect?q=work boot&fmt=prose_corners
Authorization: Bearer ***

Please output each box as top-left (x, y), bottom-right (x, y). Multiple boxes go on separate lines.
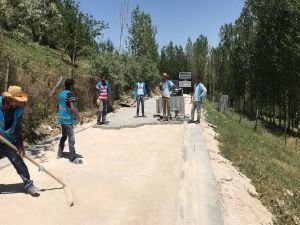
top-left (70, 158), bottom-right (83, 164)
top-left (26, 184), bottom-right (39, 196)
top-left (57, 148), bottom-right (63, 159)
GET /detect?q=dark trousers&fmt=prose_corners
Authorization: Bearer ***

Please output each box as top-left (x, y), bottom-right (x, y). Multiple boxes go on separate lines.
top-left (57, 124), bottom-right (77, 161)
top-left (136, 95), bottom-right (144, 116)
top-left (97, 100), bottom-right (108, 123)
top-left (0, 143), bottom-right (33, 190)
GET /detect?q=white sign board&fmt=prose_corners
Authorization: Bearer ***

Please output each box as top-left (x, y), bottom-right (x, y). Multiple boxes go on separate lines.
top-left (179, 72), bottom-right (191, 80)
top-left (179, 81), bottom-right (191, 88)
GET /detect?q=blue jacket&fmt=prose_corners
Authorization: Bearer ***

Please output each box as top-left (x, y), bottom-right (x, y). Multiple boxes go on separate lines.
top-left (0, 96), bottom-right (24, 143)
top-left (194, 82), bottom-right (204, 102)
top-left (134, 81), bottom-right (147, 97)
top-left (96, 81), bottom-right (111, 96)
top-left (160, 80), bottom-right (172, 92)
top-left (58, 90), bottom-right (79, 124)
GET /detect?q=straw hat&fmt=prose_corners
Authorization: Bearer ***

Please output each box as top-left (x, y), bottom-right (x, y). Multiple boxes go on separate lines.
top-left (162, 73), bottom-right (168, 77)
top-left (2, 86), bottom-right (28, 102)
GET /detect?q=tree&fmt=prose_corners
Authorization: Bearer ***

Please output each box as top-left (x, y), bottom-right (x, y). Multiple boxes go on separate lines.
top-left (128, 5), bottom-right (159, 63)
top-left (59, 0), bottom-right (107, 66)
top-left (211, 0), bottom-right (300, 131)
top-left (185, 37), bottom-right (193, 72)
top-left (159, 41), bottom-right (188, 79)
top-left (99, 39), bottom-right (115, 53)
top-left (192, 35), bottom-right (209, 83)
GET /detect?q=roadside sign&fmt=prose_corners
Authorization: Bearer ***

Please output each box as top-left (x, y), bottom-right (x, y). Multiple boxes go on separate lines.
top-left (179, 81), bottom-right (191, 88)
top-left (179, 72), bottom-right (191, 80)
top-left (179, 72), bottom-right (191, 88)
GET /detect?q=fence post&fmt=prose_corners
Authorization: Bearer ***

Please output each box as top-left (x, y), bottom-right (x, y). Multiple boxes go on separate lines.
top-left (285, 122), bottom-right (287, 147)
top-left (254, 108), bottom-right (259, 131)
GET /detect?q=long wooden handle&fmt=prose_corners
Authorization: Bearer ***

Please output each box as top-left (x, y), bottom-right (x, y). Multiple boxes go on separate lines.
top-left (0, 135), bottom-right (65, 187)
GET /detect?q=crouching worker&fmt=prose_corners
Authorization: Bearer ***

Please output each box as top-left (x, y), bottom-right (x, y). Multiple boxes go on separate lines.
top-left (0, 86), bottom-right (39, 195)
top-left (57, 79), bottom-right (83, 164)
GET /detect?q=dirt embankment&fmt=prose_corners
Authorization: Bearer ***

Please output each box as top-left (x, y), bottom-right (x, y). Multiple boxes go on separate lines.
top-left (201, 117), bottom-right (273, 225)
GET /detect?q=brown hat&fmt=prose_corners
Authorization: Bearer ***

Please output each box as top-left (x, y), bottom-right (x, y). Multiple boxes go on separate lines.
top-left (2, 86), bottom-right (28, 102)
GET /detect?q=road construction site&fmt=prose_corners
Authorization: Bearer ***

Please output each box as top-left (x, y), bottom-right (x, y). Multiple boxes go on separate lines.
top-left (0, 96), bottom-right (272, 225)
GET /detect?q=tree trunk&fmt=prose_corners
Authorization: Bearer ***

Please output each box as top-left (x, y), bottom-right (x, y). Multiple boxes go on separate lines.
top-left (254, 108), bottom-right (259, 131)
top-left (71, 36), bottom-right (77, 79)
top-left (4, 57), bottom-right (10, 92)
top-left (288, 96), bottom-right (291, 131)
top-left (279, 98), bottom-right (282, 126)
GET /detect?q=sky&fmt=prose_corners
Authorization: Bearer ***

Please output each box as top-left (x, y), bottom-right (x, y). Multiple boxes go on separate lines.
top-left (78, 0), bottom-right (245, 50)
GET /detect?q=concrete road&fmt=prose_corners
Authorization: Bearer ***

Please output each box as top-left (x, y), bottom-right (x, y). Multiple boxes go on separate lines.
top-left (0, 96), bottom-right (223, 225)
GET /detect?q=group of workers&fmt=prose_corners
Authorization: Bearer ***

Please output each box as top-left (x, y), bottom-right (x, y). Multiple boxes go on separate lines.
top-left (0, 72), bottom-right (206, 195)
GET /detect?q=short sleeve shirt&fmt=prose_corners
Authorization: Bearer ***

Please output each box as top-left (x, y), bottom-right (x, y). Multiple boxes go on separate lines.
top-left (66, 92), bottom-right (76, 108)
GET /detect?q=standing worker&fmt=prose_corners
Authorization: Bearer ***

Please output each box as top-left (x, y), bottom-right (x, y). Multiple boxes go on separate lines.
top-left (0, 86), bottom-right (39, 195)
top-left (134, 76), bottom-right (147, 117)
top-left (57, 79), bottom-right (83, 164)
top-left (96, 75), bottom-right (111, 125)
top-left (190, 79), bottom-right (207, 124)
top-left (160, 73), bottom-right (176, 121)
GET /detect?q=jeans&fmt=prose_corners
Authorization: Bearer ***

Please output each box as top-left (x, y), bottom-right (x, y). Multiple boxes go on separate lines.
top-left (136, 95), bottom-right (144, 116)
top-left (98, 100), bottom-right (108, 123)
top-left (162, 96), bottom-right (170, 119)
top-left (191, 101), bottom-right (202, 121)
top-left (57, 124), bottom-right (77, 161)
top-left (0, 143), bottom-right (33, 191)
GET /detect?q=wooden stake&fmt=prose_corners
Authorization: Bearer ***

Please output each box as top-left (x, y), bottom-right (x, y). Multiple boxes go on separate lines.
top-left (254, 109), bottom-right (259, 131)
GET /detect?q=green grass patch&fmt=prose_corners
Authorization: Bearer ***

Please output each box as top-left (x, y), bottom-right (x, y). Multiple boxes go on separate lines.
top-left (205, 101), bottom-right (300, 225)
top-left (6, 38), bottom-right (66, 67)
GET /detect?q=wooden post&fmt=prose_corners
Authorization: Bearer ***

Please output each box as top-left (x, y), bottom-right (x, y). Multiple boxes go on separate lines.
top-left (296, 125), bottom-right (299, 151)
top-left (254, 108), bottom-right (259, 131)
top-left (4, 57), bottom-right (10, 91)
top-left (285, 122), bottom-right (287, 147)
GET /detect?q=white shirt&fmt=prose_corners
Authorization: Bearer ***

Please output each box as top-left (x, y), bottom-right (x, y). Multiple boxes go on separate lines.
top-left (162, 80), bottom-right (174, 98)
top-left (194, 83), bottom-right (207, 101)
top-left (137, 82), bottom-right (144, 96)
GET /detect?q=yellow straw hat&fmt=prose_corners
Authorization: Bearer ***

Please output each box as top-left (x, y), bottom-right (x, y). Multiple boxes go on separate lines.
top-left (2, 86), bottom-right (28, 102)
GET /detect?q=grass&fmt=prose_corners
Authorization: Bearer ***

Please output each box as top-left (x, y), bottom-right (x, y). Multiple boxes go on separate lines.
top-left (204, 101), bottom-right (300, 225)
top-left (0, 33), bottom-right (97, 142)
top-left (6, 38), bottom-right (65, 67)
